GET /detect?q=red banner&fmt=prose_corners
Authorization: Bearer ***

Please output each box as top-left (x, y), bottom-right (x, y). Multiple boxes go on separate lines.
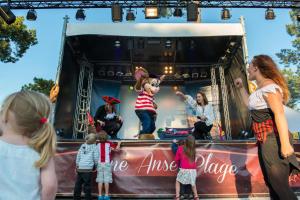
top-left (55, 141), bottom-right (300, 198)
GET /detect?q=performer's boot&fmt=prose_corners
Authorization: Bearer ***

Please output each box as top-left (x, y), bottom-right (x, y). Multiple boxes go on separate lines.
top-left (139, 133), bottom-right (155, 140)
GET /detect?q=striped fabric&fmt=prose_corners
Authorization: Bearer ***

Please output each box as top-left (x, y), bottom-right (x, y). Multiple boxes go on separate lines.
top-left (252, 119), bottom-right (278, 143)
top-left (98, 142), bottom-right (117, 163)
top-left (135, 91), bottom-right (156, 113)
top-left (76, 143), bottom-right (98, 170)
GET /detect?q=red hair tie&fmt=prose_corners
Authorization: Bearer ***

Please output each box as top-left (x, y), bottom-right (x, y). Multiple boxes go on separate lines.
top-left (40, 117), bottom-right (48, 124)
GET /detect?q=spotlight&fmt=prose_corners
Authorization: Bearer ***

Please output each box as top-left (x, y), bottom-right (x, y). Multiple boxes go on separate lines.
top-left (112, 4), bottom-right (123, 22)
top-left (187, 2), bottom-right (198, 22)
top-left (165, 40), bottom-right (172, 48)
top-left (173, 8), bottom-right (183, 17)
top-left (265, 8), bottom-right (275, 20)
top-left (98, 67), bottom-right (106, 76)
top-left (221, 8), bottom-right (231, 20)
top-left (192, 69), bottom-right (199, 79)
top-left (173, 86), bottom-right (178, 91)
top-left (129, 86), bottom-right (134, 90)
top-left (145, 5), bottom-right (159, 19)
top-left (116, 66), bottom-right (123, 76)
top-left (200, 71), bottom-right (208, 78)
top-left (126, 9), bottom-right (135, 21)
top-left (115, 40), bottom-right (121, 48)
top-left (0, 6), bottom-right (16, 25)
top-left (26, 9), bottom-right (37, 21)
top-left (75, 9), bottom-right (85, 21)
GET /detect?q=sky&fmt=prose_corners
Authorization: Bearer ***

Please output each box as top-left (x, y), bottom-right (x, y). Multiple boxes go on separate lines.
top-left (0, 7), bottom-right (295, 102)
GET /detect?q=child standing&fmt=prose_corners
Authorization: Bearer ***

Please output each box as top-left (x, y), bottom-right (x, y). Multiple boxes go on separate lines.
top-left (74, 133), bottom-right (98, 200)
top-left (174, 135), bottom-right (199, 200)
top-left (0, 90), bottom-right (57, 200)
top-left (96, 131), bottom-right (121, 200)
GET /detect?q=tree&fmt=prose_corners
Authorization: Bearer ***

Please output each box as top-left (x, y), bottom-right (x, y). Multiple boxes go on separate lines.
top-left (22, 77), bottom-right (55, 96)
top-left (276, 9), bottom-right (300, 109)
top-left (0, 16), bottom-right (37, 63)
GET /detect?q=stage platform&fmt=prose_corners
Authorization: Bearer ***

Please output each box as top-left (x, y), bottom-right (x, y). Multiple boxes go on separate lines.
top-left (55, 140), bottom-right (300, 199)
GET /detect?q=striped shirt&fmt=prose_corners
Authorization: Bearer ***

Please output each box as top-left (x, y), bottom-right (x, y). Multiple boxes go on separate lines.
top-left (98, 142), bottom-right (117, 163)
top-left (135, 91), bottom-right (156, 113)
top-left (76, 143), bottom-right (98, 170)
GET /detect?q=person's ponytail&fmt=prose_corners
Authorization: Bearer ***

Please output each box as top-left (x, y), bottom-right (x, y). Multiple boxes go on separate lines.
top-left (29, 123), bottom-right (57, 168)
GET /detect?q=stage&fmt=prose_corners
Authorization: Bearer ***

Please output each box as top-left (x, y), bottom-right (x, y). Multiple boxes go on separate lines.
top-left (55, 140), bottom-right (300, 198)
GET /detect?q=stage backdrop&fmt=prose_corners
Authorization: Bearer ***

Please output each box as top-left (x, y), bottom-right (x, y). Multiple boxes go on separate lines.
top-left (55, 141), bottom-right (300, 198)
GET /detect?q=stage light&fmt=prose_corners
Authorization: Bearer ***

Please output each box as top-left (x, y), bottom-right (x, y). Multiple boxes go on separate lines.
top-left (165, 66), bottom-right (168, 70)
top-left (115, 40), bottom-right (121, 48)
top-left (26, 9), bottom-right (37, 21)
top-left (145, 5), bottom-right (159, 19)
top-left (265, 8), bottom-right (275, 20)
top-left (126, 9), bottom-right (135, 21)
top-left (98, 67), bottom-right (106, 76)
top-left (221, 8), bottom-right (231, 20)
top-left (187, 2), bottom-right (198, 22)
top-left (173, 8), bottom-right (183, 17)
top-left (112, 4), bottom-right (123, 22)
top-left (173, 86), bottom-right (178, 91)
top-left (75, 9), bottom-right (85, 21)
top-left (0, 6), bottom-right (16, 25)
top-left (200, 71), bottom-right (208, 78)
top-left (116, 67), bottom-right (123, 76)
top-left (129, 86), bottom-right (134, 90)
top-left (165, 40), bottom-right (172, 48)
top-left (107, 66), bottom-right (115, 77)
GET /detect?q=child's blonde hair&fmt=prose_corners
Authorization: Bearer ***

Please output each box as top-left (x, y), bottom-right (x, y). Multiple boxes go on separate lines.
top-left (97, 130), bottom-right (108, 143)
top-left (85, 133), bottom-right (97, 144)
top-left (0, 90), bottom-right (56, 168)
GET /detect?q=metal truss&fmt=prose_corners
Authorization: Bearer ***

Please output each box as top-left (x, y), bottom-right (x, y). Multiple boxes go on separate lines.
top-left (1, 1), bottom-right (299, 10)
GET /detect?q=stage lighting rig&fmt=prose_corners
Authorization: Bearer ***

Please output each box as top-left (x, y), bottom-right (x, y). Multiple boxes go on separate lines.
top-left (112, 4), bottom-right (123, 22)
top-left (26, 9), bottom-right (37, 21)
top-left (265, 8), bottom-right (275, 20)
top-left (145, 5), bottom-right (159, 19)
top-left (0, 6), bottom-right (16, 25)
top-left (126, 9), bottom-right (135, 21)
top-left (75, 8), bottom-right (85, 21)
top-left (221, 8), bottom-right (231, 20)
top-left (187, 2), bottom-right (198, 21)
top-left (173, 8), bottom-right (183, 17)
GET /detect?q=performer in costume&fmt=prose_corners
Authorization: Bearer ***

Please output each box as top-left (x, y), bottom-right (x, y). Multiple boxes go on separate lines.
top-left (134, 67), bottom-right (165, 140)
top-left (235, 55), bottom-right (300, 199)
top-left (94, 96), bottom-right (122, 139)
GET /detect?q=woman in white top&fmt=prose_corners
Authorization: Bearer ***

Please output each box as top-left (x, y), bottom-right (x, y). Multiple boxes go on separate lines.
top-left (176, 90), bottom-right (214, 140)
top-left (235, 55), bottom-right (299, 200)
top-left (0, 90), bottom-right (57, 200)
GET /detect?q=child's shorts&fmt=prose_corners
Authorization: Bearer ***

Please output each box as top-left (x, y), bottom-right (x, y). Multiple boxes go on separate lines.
top-left (176, 168), bottom-right (197, 186)
top-left (96, 162), bottom-right (112, 183)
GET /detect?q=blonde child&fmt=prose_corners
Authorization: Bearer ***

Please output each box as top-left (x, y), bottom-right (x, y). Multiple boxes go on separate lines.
top-left (0, 90), bottom-right (57, 200)
top-left (74, 133), bottom-right (98, 200)
top-left (174, 135), bottom-right (199, 200)
top-left (96, 131), bottom-right (121, 200)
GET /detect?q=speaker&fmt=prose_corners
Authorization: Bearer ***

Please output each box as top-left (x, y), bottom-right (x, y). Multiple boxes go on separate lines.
top-left (111, 4), bottom-right (123, 22)
top-left (187, 3), bottom-right (198, 22)
top-left (0, 6), bottom-right (16, 25)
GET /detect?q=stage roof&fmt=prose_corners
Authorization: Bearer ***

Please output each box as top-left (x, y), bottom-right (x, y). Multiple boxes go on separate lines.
top-left (66, 23), bottom-right (244, 37)
top-left (64, 23), bottom-right (245, 79)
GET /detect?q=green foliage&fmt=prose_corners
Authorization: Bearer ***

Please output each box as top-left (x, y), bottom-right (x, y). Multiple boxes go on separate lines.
top-left (0, 16), bottom-right (38, 63)
top-left (276, 9), bottom-right (300, 109)
top-left (22, 77), bottom-right (55, 96)
top-left (281, 68), bottom-right (300, 109)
